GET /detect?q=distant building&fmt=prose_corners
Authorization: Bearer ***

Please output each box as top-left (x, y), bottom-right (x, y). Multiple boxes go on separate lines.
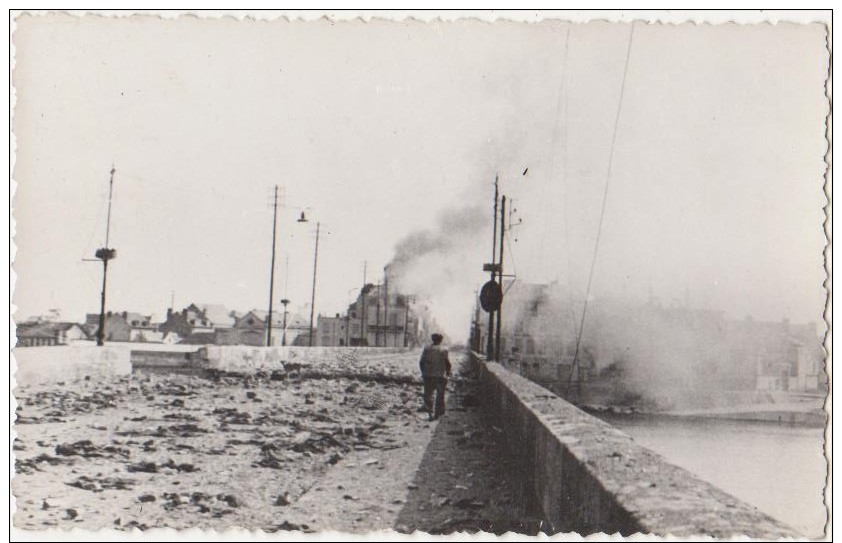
top-left (316, 314), bottom-right (350, 346)
top-left (225, 309), bottom-right (309, 346)
top-left (475, 280), bottom-right (595, 388)
top-left (85, 311), bottom-right (154, 343)
top-left (327, 284), bottom-right (420, 347)
top-left (727, 318), bottom-right (825, 393)
top-left (159, 303), bottom-right (237, 344)
top-left (471, 282), bottom-right (826, 396)
top-left (16, 322), bottom-right (88, 347)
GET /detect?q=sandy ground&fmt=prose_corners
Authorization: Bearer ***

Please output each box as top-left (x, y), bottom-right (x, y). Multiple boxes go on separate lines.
top-left (12, 350), bottom-right (542, 535)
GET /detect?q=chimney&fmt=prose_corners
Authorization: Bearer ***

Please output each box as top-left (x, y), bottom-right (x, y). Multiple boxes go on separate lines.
top-left (122, 311), bottom-right (128, 319)
top-left (167, 307), bottom-right (173, 319)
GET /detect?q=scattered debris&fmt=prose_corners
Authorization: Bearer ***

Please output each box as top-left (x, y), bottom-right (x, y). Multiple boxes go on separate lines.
top-left (55, 440), bottom-right (130, 459)
top-left (66, 475), bottom-right (136, 492)
top-left (126, 461), bottom-right (158, 473)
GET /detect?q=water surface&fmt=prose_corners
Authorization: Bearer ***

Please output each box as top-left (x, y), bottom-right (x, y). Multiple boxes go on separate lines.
top-left (596, 413), bottom-right (827, 537)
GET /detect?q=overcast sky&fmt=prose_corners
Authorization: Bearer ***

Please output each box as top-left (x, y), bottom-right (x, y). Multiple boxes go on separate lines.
top-left (11, 14), bottom-right (828, 340)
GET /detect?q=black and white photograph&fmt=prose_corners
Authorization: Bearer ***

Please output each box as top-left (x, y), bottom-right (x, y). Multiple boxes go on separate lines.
top-left (9, 10), bottom-right (831, 540)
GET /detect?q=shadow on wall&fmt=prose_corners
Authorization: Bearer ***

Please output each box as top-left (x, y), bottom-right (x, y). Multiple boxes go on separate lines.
top-left (393, 355), bottom-right (546, 535)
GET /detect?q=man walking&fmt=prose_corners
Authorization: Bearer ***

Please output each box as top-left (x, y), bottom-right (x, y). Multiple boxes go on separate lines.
top-left (419, 333), bottom-right (451, 421)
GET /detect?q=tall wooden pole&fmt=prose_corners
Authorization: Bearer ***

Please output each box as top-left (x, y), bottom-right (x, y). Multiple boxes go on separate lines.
top-left (383, 268), bottom-right (389, 347)
top-left (495, 195), bottom-right (506, 361)
top-left (96, 166), bottom-right (117, 347)
top-left (281, 299), bottom-right (289, 346)
top-left (486, 175), bottom-right (498, 358)
top-left (361, 261), bottom-right (367, 346)
top-left (308, 222), bottom-right (320, 347)
top-left (266, 185), bottom-right (279, 346)
top-left (403, 297), bottom-right (410, 347)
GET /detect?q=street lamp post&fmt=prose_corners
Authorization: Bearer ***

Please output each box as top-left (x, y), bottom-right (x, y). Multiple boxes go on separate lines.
top-left (280, 298), bottom-right (290, 346)
top-left (266, 185), bottom-right (281, 347)
top-left (298, 212), bottom-right (320, 347)
top-left (347, 287), bottom-right (359, 346)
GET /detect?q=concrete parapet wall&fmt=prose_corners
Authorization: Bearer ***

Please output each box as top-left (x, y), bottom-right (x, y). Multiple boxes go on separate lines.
top-left (129, 349), bottom-right (205, 375)
top-left (14, 345), bottom-right (413, 385)
top-left (202, 346), bottom-right (410, 374)
top-left (470, 353), bottom-right (800, 538)
top-left (13, 346), bottom-right (132, 386)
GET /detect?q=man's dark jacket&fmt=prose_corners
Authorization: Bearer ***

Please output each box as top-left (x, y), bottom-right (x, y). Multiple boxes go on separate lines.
top-left (419, 344), bottom-right (451, 377)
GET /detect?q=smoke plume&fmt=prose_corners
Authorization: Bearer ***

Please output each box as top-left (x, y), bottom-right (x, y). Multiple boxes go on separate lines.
top-left (386, 204), bottom-right (488, 343)
top-left (499, 283), bottom-right (822, 410)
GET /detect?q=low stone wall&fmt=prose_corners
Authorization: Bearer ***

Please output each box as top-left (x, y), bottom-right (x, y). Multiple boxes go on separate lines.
top-left (12, 346), bottom-right (132, 386)
top-left (470, 353), bottom-right (800, 538)
top-left (201, 346), bottom-right (409, 374)
top-left (13, 345), bottom-right (414, 385)
top-left (129, 349), bottom-right (205, 375)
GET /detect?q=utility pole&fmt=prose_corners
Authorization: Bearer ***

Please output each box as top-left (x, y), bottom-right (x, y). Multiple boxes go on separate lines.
top-left (474, 291), bottom-right (481, 352)
top-left (345, 313), bottom-right (350, 346)
top-left (495, 195), bottom-right (506, 361)
top-left (486, 175), bottom-right (499, 358)
top-left (383, 267), bottom-right (389, 347)
top-left (361, 261), bottom-right (367, 346)
top-left (375, 299), bottom-right (381, 347)
top-left (308, 222), bottom-right (320, 347)
top-left (95, 166), bottom-right (117, 347)
top-left (280, 298), bottom-right (290, 346)
top-left (266, 185), bottom-right (280, 346)
top-left (403, 295), bottom-right (411, 347)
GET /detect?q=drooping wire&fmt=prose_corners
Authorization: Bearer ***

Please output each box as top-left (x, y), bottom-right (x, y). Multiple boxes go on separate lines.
top-left (536, 26), bottom-right (571, 272)
top-left (560, 26), bottom-right (580, 350)
top-left (566, 23), bottom-right (637, 396)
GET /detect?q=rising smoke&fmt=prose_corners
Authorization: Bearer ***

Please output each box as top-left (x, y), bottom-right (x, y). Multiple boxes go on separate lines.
top-left (386, 204), bottom-right (489, 343)
top-left (500, 282), bottom-right (823, 410)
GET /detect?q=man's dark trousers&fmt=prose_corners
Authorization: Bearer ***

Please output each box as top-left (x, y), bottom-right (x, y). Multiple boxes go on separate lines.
top-left (423, 376), bottom-right (447, 419)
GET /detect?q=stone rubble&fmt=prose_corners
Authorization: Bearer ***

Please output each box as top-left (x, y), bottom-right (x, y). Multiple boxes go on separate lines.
top-left (13, 349), bottom-right (539, 533)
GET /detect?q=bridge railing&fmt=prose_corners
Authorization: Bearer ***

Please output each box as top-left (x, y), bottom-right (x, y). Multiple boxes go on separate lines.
top-left (468, 351), bottom-right (800, 538)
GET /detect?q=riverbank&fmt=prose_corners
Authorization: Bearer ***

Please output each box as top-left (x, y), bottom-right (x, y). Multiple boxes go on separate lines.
top-left (584, 397), bottom-right (826, 427)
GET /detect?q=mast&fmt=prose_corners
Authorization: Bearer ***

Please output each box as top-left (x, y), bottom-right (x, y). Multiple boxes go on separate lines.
top-left (361, 261), bottom-right (367, 346)
top-left (495, 195), bottom-right (506, 361)
top-left (307, 222), bottom-right (320, 347)
top-left (486, 175), bottom-right (498, 358)
top-left (95, 166), bottom-right (117, 347)
top-left (266, 185), bottom-right (279, 346)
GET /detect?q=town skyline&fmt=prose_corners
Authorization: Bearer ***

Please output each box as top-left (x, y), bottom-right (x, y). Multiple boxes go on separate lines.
top-left (12, 16), bottom-right (828, 342)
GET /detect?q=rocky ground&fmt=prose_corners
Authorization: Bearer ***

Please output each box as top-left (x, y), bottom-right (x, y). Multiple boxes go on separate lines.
top-left (12, 350), bottom-right (543, 535)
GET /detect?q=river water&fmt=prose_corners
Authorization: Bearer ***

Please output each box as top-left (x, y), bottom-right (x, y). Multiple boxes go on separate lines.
top-left (594, 413), bottom-right (827, 538)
